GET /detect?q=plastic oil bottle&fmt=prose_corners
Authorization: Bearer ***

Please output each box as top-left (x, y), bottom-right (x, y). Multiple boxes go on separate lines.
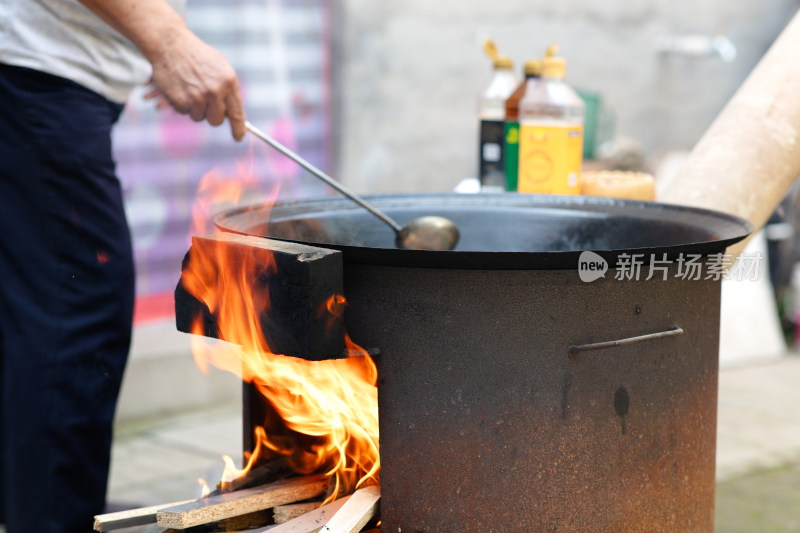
top-left (503, 58), bottom-right (543, 191)
top-left (517, 50), bottom-right (585, 194)
top-left (478, 39), bottom-right (518, 192)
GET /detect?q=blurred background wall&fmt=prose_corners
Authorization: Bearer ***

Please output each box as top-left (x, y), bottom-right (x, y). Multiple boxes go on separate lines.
top-left (333, 0), bottom-right (799, 193)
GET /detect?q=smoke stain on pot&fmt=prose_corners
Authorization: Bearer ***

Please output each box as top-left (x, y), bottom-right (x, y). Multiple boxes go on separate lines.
top-left (614, 386), bottom-right (630, 435)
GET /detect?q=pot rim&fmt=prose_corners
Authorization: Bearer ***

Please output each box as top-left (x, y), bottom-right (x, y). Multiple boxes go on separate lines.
top-left (212, 193), bottom-right (753, 270)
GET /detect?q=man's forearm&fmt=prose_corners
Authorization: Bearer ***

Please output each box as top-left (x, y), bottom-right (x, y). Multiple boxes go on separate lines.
top-left (77, 0), bottom-right (188, 63)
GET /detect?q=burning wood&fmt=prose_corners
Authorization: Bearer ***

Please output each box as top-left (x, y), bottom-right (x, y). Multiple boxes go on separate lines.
top-left (97, 484), bottom-right (378, 533)
top-left (180, 231), bottom-right (380, 501)
top-left (213, 458), bottom-right (291, 495)
top-left (156, 475), bottom-right (328, 529)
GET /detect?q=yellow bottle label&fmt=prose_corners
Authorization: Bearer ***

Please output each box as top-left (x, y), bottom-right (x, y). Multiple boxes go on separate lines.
top-left (518, 123), bottom-right (583, 195)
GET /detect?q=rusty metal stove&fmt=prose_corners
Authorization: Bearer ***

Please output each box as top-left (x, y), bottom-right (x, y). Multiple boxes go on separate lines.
top-left (175, 193), bottom-right (751, 532)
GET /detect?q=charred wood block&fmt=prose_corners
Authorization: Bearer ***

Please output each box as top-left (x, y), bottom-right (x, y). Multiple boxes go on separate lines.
top-left (174, 232), bottom-right (344, 360)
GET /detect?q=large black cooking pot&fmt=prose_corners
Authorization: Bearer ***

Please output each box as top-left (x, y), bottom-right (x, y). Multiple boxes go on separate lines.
top-left (211, 193), bottom-right (752, 532)
top-left (215, 192), bottom-right (749, 268)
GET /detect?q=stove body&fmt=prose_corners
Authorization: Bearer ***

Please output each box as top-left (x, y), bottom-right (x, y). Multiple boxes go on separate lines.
top-left (176, 194), bottom-right (751, 532)
top-left (345, 263), bottom-right (719, 531)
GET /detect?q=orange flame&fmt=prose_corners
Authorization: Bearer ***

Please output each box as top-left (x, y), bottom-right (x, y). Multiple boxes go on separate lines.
top-left (189, 142), bottom-right (275, 239)
top-left (197, 478), bottom-right (211, 498)
top-left (183, 162), bottom-right (379, 502)
top-left (217, 426), bottom-right (269, 491)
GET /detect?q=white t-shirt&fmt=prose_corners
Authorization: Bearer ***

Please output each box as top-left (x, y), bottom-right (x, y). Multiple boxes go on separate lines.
top-left (0, 0), bottom-right (186, 103)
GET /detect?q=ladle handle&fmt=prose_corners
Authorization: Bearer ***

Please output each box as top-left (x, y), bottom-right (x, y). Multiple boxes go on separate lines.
top-left (245, 121), bottom-right (403, 234)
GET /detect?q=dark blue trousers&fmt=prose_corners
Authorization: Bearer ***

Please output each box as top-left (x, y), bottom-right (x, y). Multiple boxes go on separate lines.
top-left (0, 64), bottom-right (134, 532)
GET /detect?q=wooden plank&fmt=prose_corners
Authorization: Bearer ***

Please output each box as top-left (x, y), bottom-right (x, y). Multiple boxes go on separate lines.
top-left (249, 496), bottom-right (349, 533)
top-left (157, 475), bottom-right (328, 529)
top-left (319, 486), bottom-right (380, 533)
top-left (273, 501), bottom-right (324, 524)
top-left (93, 499), bottom-right (193, 531)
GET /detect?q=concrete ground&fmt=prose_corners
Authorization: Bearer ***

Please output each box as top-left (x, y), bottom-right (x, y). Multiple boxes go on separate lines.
top-left (108, 401), bottom-right (241, 508)
top-left (715, 356), bottom-right (800, 532)
top-left (717, 463), bottom-right (800, 532)
top-left (106, 342), bottom-right (800, 531)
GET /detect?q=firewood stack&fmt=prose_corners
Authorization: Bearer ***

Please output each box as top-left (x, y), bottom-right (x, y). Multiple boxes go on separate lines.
top-left (93, 477), bottom-right (380, 533)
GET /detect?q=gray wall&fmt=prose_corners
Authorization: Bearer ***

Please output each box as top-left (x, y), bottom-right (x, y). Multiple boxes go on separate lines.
top-left (333, 0), bottom-right (798, 194)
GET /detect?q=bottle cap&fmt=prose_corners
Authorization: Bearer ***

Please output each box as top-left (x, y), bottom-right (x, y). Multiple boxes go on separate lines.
top-left (484, 39), bottom-right (514, 69)
top-left (523, 59), bottom-right (542, 76)
top-left (543, 56), bottom-right (566, 78)
top-left (494, 55), bottom-right (514, 69)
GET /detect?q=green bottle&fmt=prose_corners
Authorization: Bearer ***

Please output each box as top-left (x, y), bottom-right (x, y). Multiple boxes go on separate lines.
top-left (504, 59), bottom-right (542, 191)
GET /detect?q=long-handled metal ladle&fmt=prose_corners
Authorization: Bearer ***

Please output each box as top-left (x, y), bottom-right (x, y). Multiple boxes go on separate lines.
top-left (246, 121), bottom-right (459, 251)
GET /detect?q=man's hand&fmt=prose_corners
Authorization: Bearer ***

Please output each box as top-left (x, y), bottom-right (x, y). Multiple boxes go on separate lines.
top-left (77, 0), bottom-right (247, 141)
top-left (146, 29), bottom-right (246, 141)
